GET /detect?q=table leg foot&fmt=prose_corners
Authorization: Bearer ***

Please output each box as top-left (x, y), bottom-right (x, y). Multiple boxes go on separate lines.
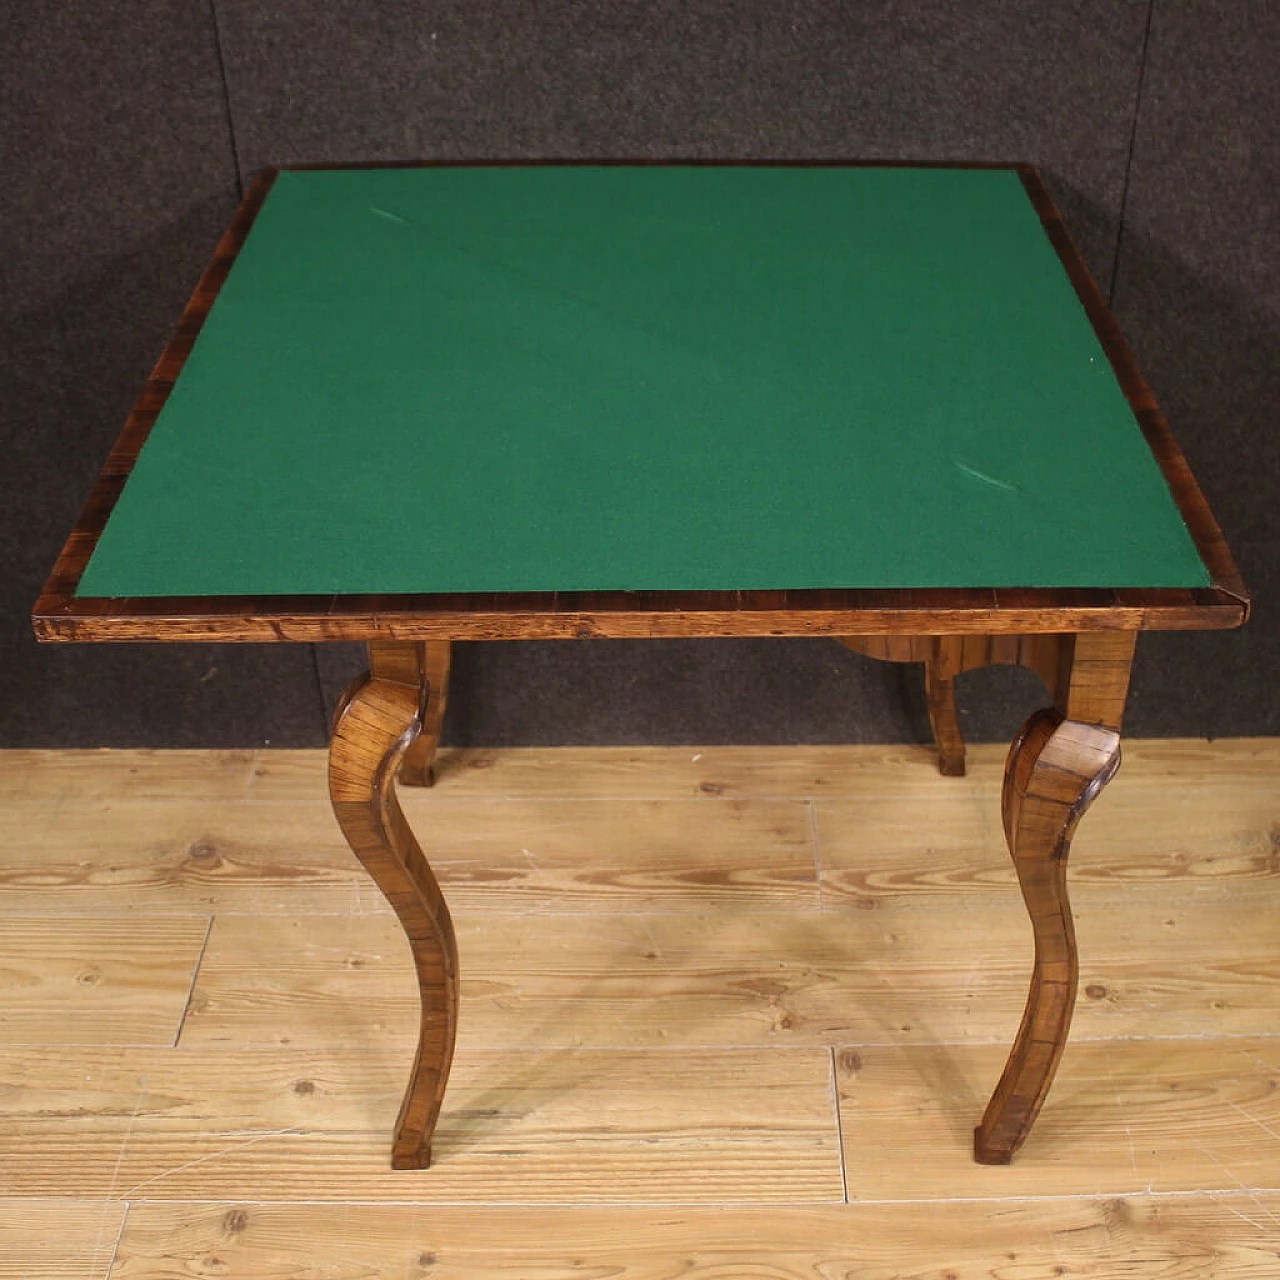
top-left (330, 642), bottom-right (458, 1170)
top-left (386, 1141), bottom-right (432, 1172)
top-left (399, 641), bottom-right (451, 788)
top-left (974, 707), bottom-right (1121, 1164)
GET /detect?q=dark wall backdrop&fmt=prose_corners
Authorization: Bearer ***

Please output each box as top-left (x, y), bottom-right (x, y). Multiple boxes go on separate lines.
top-left (4, 2), bottom-right (1276, 749)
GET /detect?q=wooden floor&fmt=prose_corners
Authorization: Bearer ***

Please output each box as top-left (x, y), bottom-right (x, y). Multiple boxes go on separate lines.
top-left (1, 740), bottom-right (1278, 1277)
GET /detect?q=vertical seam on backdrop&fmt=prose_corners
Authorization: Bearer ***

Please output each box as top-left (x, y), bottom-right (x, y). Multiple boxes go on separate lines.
top-left (310, 644), bottom-right (333, 744)
top-left (207, 0), bottom-right (245, 199)
top-left (1109, 0), bottom-right (1157, 303)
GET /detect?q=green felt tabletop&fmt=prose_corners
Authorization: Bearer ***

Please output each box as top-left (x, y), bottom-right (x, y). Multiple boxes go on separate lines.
top-left (77, 165), bottom-right (1210, 598)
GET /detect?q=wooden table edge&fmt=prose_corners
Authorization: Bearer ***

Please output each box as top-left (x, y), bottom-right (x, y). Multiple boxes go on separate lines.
top-left (32, 590), bottom-right (1247, 643)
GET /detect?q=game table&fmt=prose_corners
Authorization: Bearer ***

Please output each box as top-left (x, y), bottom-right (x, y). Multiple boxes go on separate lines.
top-left (34, 162), bottom-right (1247, 1168)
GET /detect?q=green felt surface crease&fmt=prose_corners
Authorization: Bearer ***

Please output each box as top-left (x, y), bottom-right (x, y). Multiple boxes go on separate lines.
top-left (77, 166), bottom-right (1210, 597)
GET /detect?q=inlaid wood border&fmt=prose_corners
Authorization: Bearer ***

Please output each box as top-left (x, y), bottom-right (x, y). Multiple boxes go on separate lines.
top-left (33, 161), bottom-right (1247, 645)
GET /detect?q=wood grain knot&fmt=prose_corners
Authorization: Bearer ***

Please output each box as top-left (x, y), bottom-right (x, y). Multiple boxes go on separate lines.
top-left (839, 1049), bottom-right (863, 1073)
top-left (222, 1208), bottom-right (249, 1236)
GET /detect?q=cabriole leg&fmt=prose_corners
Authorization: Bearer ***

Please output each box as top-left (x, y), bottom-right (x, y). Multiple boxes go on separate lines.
top-left (329, 641), bottom-right (458, 1169)
top-left (973, 708), bottom-right (1120, 1162)
top-left (974, 630), bottom-right (1135, 1163)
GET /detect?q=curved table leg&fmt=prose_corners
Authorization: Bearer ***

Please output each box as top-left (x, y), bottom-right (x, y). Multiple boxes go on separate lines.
top-left (400, 641), bottom-right (451, 788)
top-left (329, 641), bottom-right (458, 1169)
top-left (924, 647), bottom-right (966, 777)
top-left (839, 635), bottom-right (966, 776)
top-left (973, 707), bottom-right (1121, 1164)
